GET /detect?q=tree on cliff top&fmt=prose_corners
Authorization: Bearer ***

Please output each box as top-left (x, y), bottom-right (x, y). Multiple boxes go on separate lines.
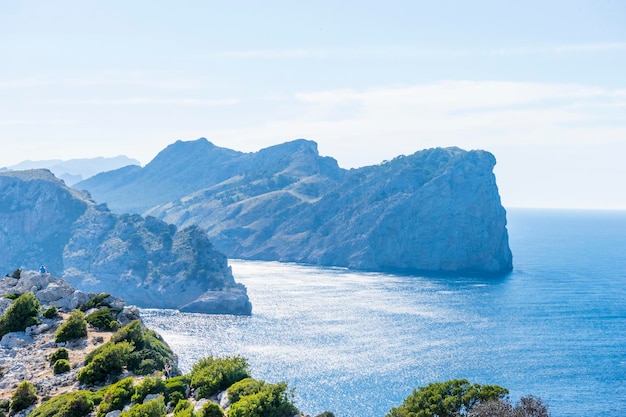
top-left (387, 379), bottom-right (509, 417)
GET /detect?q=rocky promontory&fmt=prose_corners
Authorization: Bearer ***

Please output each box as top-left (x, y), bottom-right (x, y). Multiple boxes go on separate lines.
top-left (79, 139), bottom-right (513, 274)
top-left (0, 170), bottom-right (251, 315)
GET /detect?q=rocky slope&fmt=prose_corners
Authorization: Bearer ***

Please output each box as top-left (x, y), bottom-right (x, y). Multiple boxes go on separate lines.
top-left (78, 138), bottom-right (512, 275)
top-left (0, 271), bottom-right (140, 401)
top-left (0, 170), bottom-right (251, 314)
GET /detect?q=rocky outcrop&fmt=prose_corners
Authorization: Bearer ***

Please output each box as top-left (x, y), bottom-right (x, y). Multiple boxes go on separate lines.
top-left (78, 139), bottom-right (512, 274)
top-left (0, 170), bottom-right (251, 314)
top-left (0, 273), bottom-right (162, 407)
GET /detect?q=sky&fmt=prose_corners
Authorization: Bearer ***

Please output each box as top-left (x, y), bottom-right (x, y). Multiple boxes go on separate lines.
top-left (1, 1), bottom-right (625, 209)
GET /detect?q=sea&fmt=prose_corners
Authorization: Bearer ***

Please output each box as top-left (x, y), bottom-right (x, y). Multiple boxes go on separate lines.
top-left (141, 208), bottom-right (626, 417)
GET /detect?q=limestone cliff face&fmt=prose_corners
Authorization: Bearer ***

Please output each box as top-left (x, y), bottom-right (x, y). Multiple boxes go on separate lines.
top-left (79, 139), bottom-right (513, 275)
top-left (0, 170), bottom-right (251, 314)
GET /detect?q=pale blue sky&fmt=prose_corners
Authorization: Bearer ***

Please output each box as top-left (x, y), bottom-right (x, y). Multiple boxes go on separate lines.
top-left (1, 1), bottom-right (625, 209)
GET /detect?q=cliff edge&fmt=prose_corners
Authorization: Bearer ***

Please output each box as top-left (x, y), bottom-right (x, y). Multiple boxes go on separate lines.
top-left (0, 170), bottom-right (251, 315)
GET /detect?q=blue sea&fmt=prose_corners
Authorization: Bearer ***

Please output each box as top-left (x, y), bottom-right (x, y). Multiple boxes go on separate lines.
top-left (141, 208), bottom-right (626, 417)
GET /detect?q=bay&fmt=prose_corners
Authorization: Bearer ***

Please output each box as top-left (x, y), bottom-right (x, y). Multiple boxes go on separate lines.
top-left (141, 208), bottom-right (626, 416)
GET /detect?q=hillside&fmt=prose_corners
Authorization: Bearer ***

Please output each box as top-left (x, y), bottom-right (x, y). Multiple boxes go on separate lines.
top-left (78, 138), bottom-right (512, 274)
top-left (0, 170), bottom-right (251, 315)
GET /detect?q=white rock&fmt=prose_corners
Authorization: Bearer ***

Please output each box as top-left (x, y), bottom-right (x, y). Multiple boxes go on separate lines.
top-left (0, 332), bottom-right (33, 348)
top-left (218, 390), bottom-right (231, 409)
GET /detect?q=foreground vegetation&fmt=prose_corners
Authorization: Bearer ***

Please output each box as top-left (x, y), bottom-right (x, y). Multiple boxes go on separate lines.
top-left (0, 282), bottom-right (550, 417)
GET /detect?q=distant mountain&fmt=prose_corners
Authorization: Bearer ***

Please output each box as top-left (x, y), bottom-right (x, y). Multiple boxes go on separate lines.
top-left (78, 138), bottom-right (513, 275)
top-left (0, 169), bottom-right (251, 314)
top-left (4, 155), bottom-right (141, 186)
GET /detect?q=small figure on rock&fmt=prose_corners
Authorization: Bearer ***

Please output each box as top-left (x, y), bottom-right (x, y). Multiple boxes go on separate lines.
top-left (39, 265), bottom-right (47, 275)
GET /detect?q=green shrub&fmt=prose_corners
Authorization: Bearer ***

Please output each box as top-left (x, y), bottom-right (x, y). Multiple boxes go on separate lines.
top-left (315, 413), bottom-right (336, 417)
top-left (42, 306), bottom-right (59, 319)
top-left (55, 310), bottom-right (88, 343)
top-left (49, 347), bottom-right (69, 365)
top-left (0, 399), bottom-right (9, 417)
top-left (115, 322), bottom-right (175, 375)
top-left (10, 380), bottom-right (38, 412)
top-left (386, 379), bottom-right (509, 417)
top-left (190, 356), bottom-right (250, 399)
top-left (227, 378), bottom-right (265, 404)
top-left (199, 402), bottom-right (223, 417)
top-left (86, 308), bottom-right (119, 331)
top-left (79, 293), bottom-right (111, 312)
top-left (79, 321), bottom-right (176, 383)
top-left (78, 341), bottom-right (134, 385)
top-left (53, 359), bottom-right (71, 374)
top-left (11, 269), bottom-right (21, 279)
top-left (168, 391), bottom-right (185, 408)
top-left (30, 391), bottom-right (95, 417)
top-left (119, 396), bottom-right (166, 417)
top-left (131, 376), bottom-right (166, 404)
top-left (173, 399), bottom-right (192, 414)
top-left (0, 292), bottom-right (40, 338)
top-left (96, 377), bottom-right (135, 417)
top-left (3, 293), bottom-right (20, 301)
top-left (165, 376), bottom-right (189, 404)
top-left (227, 381), bottom-right (298, 417)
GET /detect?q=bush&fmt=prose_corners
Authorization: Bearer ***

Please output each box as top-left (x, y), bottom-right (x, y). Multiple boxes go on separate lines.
top-left (53, 359), bottom-right (71, 374)
top-left (86, 308), bottom-right (118, 331)
top-left (386, 379), bottom-right (509, 417)
top-left (168, 391), bottom-right (185, 408)
top-left (11, 269), bottom-right (21, 279)
top-left (131, 376), bottom-right (166, 404)
top-left (227, 381), bottom-right (298, 417)
top-left (42, 306), bottom-right (59, 319)
top-left (227, 378), bottom-right (265, 404)
top-left (30, 391), bottom-right (95, 417)
top-left (78, 341), bottom-right (134, 385)
top-left (315, 413), bottom-right (336, 417)
top-left (165, 376), bottom-right (190, 404)
top-left (0, 292), bottom-right (40, 338)
top-left (55, 310), bottom-right (88, 343)
top-left (79, 293), bottom-right (111, 312)
top-left (0, 399), bottom-right (9, 417)
top-left (173, 399), bottom-right (192, 414)
top-left (199, 401), bottom-right (223, 417)
top-left (117, 322), bottom-right (176, 375)
top-left (190, 356), bottom-right (250, 399)
top-left (3, 293), bottom-right (20, 301)
top-left (96, 377), bottom-right (135, 417)
top-left (49, 347), bottom-right (69, 365)
top-left (10, 380), bottom-right (38, 412)
top-left (79, 321), bottom-right (176, 383)
top-left (119, 396), bottom-right (166, 417)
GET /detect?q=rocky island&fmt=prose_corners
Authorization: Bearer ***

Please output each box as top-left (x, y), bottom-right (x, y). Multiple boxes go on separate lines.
top-left (78, 138), bottom-right (513, 275)
top-left (0, 170), bottom-right (251, 315)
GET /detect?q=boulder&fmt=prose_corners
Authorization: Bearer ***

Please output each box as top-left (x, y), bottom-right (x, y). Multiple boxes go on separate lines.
top-left (0, 332), bottom-right (33, 349)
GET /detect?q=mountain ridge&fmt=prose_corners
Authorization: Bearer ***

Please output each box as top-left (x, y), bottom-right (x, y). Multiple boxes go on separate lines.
top-left (78, 139), bottom-right (513, 275)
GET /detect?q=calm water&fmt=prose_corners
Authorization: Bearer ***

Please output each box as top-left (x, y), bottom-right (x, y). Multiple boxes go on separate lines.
top-left (141, 209), bottom-right (626, 417)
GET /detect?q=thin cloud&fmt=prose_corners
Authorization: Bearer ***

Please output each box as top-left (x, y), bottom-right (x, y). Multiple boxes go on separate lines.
top-left (41, 98), bottom-right (240, 106)
top-left (0, 73), bottom-right (214, 90)
top-left (219, 42), bottom-right (626, 60)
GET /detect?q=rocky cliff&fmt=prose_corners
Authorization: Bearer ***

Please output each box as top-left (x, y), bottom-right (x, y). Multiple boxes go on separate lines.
top-left (0, 170), bottom-right (251, 314)
top-left (78, 138), bottom-right (513, 275)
